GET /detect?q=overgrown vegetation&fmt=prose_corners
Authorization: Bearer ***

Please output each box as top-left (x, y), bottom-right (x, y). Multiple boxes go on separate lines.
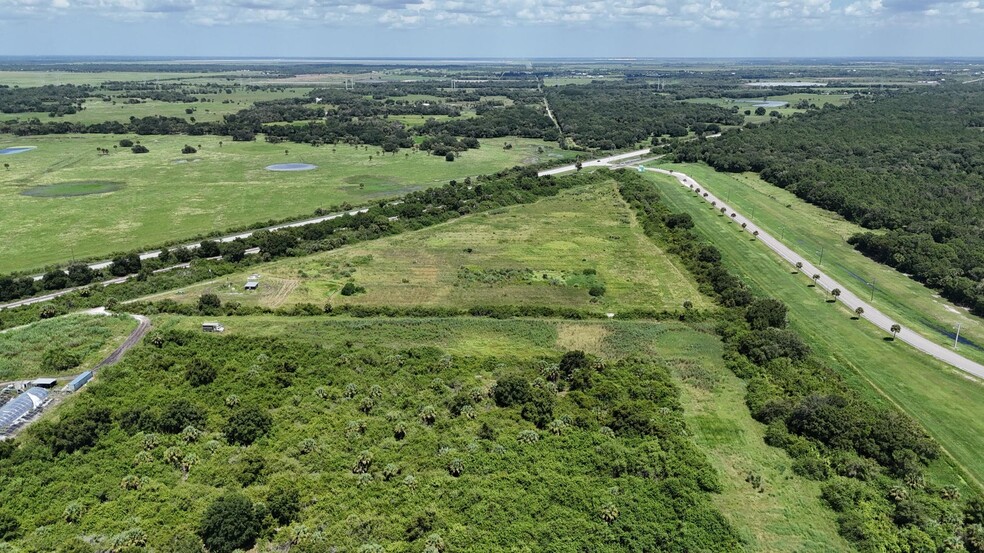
top-left (614, 168), bottom-right (984, 552)
top-left (0, 331), bottom-right (741, 551)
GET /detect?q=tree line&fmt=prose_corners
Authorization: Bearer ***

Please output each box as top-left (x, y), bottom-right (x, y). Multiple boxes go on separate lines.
top-left (613, 168), bottom-right (984, 553)
top-left (673, 88), bottom-right (984, 316)
top-left (545, 83), bottom-right (743, 149)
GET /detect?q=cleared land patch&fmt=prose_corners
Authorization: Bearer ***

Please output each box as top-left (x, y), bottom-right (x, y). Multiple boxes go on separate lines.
top-left (0, 313), bottom-right (137, 381)
top-left (147, 181), bottom-right (713, 313)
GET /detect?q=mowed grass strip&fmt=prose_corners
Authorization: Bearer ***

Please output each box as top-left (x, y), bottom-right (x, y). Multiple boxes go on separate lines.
top-left (0, 134), bottom-right (574, 273)
top-left (648, 170), bottom-right (984, 492)
top-left (659, 162), bottom-right (984, 368)
top-left (147, 181), bottom-right (712, 313)
top-left (670, 349), bottom-right (851, 552)
top-left (154, 314), bottom-right (716, 362)
top-left (0, 313), bottom-right (137, 381)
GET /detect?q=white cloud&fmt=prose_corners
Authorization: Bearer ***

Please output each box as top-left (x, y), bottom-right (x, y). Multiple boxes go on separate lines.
top-left (2, 0), bottom-right (982, 30)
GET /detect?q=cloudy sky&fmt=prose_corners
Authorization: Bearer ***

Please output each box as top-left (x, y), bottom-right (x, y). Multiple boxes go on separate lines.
top-left (0, 0), bottom-right (982, 57)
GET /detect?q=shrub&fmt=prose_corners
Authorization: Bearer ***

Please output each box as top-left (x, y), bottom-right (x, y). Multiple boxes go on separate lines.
top-left (224, 405), bottom-right (273, 446)
top-left (185, 358), bottom-right (217, 387)
top-left (198, 293), bottom-right (221, 313)
top-left (521, 388), bottom-right (555, 428)
top-left (559, 350), bottom-right (590, 379)
top-left (119, 139), bottom-right (134, 147)
top-left (160, 399), bottom-right (207, 434)
top-left (267, 483), bottom-right (300, 525)
top-left (131, 144), bottom-right (150, 154)
top-left (588, 285), bottom-right (606, 297)
top-left (493, 375), bottom-right (532, 407)
top-left (447, 458), bottom-right (464, 477)
top-left (340, 282), bottom-right (365, 296)
top-left (0, 511), bottom-right (20, 541)
top-left (199, 493), bottom-right (259, 553)
top-left (41, 348), bottom-right (81, 373)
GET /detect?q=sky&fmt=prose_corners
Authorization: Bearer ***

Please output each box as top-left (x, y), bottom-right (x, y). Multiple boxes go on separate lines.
top-left (0, 0), bottom-right (982, 58)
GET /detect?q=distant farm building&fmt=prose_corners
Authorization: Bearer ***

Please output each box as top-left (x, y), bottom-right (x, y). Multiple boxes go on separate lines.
top-left (0, 387), bottom-right (49, 432)
top-left (66, 371), bottom-right (93, 393)
top-left (202, 322), bottom-right (225, 333)
top-left (32, 378), bottom-right (57, 389)
top-left (245, 275), bottom-right (260, 290)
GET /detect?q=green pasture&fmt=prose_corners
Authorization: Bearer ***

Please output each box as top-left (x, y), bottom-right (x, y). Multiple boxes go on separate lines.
top-left (660, 162), bottom-right (984, 368)
top-left (0, 134), bottom-right (573, 273)
top-left (6, 88), bottom-right (310, 124)
top-left (682, 93), bottom-right (851, 124)
top-left (143, 182), bottom-right (712, 313)
top-left (648, 170), bottom-right (984, 492)
top-left (0, 313), bottom-right (136, 381)
top-left (0, 70), bottom-right (248, 87)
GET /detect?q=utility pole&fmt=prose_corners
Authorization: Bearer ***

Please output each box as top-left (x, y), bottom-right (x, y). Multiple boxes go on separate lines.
top-left (869, 279), bottom-right (876, 301)
top-left (954, 323), bottom-right (962, 349)
top-left (817, 246), bottom-right (824, 266)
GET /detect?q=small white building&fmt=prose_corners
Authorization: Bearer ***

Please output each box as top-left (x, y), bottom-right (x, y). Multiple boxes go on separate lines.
top-left (202, 322), bottom-right (225, 333)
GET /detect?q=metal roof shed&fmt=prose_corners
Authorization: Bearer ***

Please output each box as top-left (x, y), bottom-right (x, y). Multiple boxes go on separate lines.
top-left (66, 371), bottom-right (93, 393)
top-left (0, 387), bottom-right (48, 431)
top-left (32, 378), bottom-right (57, 388)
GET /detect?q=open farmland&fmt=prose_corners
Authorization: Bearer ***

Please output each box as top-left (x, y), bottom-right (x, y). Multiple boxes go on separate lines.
top-left (4, 88), bottom-right (310, 125)
top-left (0, 134), bottom-right (572, 273)
top-left (141, 181), bottom-right (713, 313)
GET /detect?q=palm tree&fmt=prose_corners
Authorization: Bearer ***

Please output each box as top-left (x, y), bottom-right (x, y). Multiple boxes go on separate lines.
top-left (741, 222), bottom-right (747, 230)
top-left (795, 261), bottom-right (803, 273)
top-left (812, 274), bottom-right (821, 287)
top-left (831, 288), bottom-right (841, 302)
top-left (752, 230), bottom-right (760, 240)
top-left (447, 458), bottom-right (464, 477)
top-left (855, 306), bottom-right (864, 319)
top-left (419, 405), bottom-right (437, 425)
top-left (599, 503), bottom-right (620, 524)
top-left (353, 450), bottom-right (373, 474)
top-left (890, 324), bottom-right (901, 340)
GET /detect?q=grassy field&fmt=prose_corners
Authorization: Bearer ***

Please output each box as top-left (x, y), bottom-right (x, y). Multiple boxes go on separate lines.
top-left (0, 313), bottom-right (136, 381)
top-left (682, 94), bottom-right (851, 124)
top-left (0, 134), bottom-right (573, 273)
top-left (647, 170), bottom-right (984, 493)
top-left (669, 340), bottom-right (850, 552)
top-left (7, 88), bottom-right (310, 124)
top-left (153, 314), bottom-right (708, 360)
top-left (142, 182), bottom-right (712, 313)
top-left (0, 71), bottom-right (249, 87)
top-left (659, 162), bottom-right (984, 368)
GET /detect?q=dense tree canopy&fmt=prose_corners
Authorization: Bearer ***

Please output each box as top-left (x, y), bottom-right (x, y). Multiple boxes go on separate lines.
top-left (674, 89), bottom-right (984, 314)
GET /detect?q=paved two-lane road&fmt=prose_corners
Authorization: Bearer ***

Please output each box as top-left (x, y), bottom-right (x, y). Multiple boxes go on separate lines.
top-left (647, 167), bottom-right (984, 382)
